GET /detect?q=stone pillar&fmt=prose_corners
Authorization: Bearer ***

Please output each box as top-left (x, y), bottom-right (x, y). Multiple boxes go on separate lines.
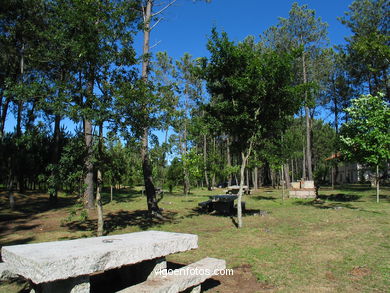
top-left (117, 257), bottom-right (167, 284)
top-left (146, 257), bottom-right (167, 280)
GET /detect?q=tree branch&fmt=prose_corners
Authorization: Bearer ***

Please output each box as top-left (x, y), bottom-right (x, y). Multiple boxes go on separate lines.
top-left (150, 17), bottom-right (163, 31)
top-left (152, 0), bottom-right (177, 17)
top-left (150, 40), bottom-right (162, 50)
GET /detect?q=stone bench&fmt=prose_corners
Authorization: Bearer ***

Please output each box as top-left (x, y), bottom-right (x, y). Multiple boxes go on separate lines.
top-left (118, 257), bottom-right (226, 293)
top-left (225, 186), bottom-right (251, 195)
top-left (1, 231), bottom-right (208, 293)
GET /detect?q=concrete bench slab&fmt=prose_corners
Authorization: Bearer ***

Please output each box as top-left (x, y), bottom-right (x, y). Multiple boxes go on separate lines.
top-left (1, 231), bottom-right (198, 284)
top-left (118, 257), bottom-right (226, 293)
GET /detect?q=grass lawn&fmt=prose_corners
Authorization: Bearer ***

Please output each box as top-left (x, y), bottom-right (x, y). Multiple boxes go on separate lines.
top-left (1, 185), bottom-right (389, 292)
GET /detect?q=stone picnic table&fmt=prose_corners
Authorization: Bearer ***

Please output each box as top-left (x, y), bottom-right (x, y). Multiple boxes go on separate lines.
top-left (225, 185), bottom-right (251, 195)
top-left (199, 195), bottom-right (245, 215)
top-left (1, 231), bottom-right (225, 293)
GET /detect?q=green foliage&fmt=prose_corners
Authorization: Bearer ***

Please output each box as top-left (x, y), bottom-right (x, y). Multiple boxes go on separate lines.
top-left (204, 28), bottom-right (303, 153)
top-left (166, 157), bottom-right (183, 191)
top-left (340, 0), bottom-right (390, 96)
top-left (340, 93), bottom-right (390, 166)
top-left (182, 148), bottom-right (203, 182)
top-left (58, 135), bottom-right (86, 193)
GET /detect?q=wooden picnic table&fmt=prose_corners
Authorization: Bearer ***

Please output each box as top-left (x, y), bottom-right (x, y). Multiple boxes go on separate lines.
top-left (1, 231), bottom-right (225, 293)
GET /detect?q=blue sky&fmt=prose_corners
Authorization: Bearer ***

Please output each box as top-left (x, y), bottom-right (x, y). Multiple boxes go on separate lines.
top-left (142, 0), bottom-right (352, 61)
top-left (4, 0), bottom-right (354, 136)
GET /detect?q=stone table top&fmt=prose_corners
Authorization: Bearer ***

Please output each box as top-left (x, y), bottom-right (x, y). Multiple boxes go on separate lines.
top-left (209, 195), bottom-right (238, 202)
top-left (1, 231), bottom-right (198, 284)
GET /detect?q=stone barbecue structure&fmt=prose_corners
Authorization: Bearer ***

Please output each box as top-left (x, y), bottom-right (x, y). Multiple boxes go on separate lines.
top-left (289, 180), bottom-right (316, 199)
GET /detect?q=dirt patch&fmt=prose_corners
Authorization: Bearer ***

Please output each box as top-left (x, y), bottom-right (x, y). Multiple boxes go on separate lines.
top-left (350, 266), bottom-right (371, 280)
top-left (204, 264), bottom-right (276, 293)
top-left (325, 271), bottom-right (336, 281)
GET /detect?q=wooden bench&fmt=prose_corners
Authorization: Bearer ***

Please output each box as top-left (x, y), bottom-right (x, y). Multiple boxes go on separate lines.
top-left (1, 231), bottom-right (225, 293)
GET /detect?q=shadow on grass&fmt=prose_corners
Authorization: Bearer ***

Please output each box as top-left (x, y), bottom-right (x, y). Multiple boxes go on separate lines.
top-left (101, 188), bottom-right (142, 205)
top-left (294, 200), bottom-right (359, 210)
top-left (369, 193), bottom-right (390, 202)
top-left (293, 199), bottom-right (383, 214)
top-left (0, 223), bottom-right (40, 238)
top-left (0, 193), bottom-right (76, 218)
top-left (252, 195), bottom-right (278, 201)
top-left (0, 236), bottom-right (35, 248)
top-left (64, 210), bottom-right (179, 233)
top-left (0, 278), bottom-right (30, 293)
top-left (317, 193), bottom-right (362, 202)
top-left (185, 206), bottom-right (266, 228)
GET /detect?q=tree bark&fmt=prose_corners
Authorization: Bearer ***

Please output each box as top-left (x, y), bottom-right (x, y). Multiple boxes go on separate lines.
top-left (284, 163), bottom-right (290, 188)
top-left (302, 52), bottom-right (313, 180)
top-left (49, 115), bottom-right (61, 202)
top-left (16, 43), bottom-right (25, 193)
top-left (142, 127), bottom-right (161, 217)
top-left (96, 123), bottom-right (104, 236)
top-left (281, 165), bottom-right (285, 200)
top-left (141, 0), bottom-right (161, 217)
top-left (203, 134), bottom-right (211, 190)
top-left (245, 168), bottom-right (249, 188)
top-left (0, 96), bottom-right (10, 139)
top-left (83, 118), bottom-right (94, 208)
top-left (237, 141), bottom-right (253, 228)
top-left (376, 165), bottom-right (380, 203)
top-left (302, 147), bottom-right (306, 180)
top-left (227, 136), bottom-right (232, 186)
top-left (291, 159), bottom-right (295, 182)
top-left (96, 169), bottom-right (104, 236)
top-left (182, 130), bottom-right (190, 195)
top-left (253, 167), bottom-right (258, 190)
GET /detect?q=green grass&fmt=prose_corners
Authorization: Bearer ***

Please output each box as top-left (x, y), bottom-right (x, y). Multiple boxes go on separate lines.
top-left (1, 185), bottom-right (389, 292)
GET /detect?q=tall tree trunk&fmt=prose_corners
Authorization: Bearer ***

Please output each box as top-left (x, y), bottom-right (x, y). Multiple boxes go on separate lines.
top-left (182, 128), bottom-right (190, 195)
top-left (96, 123), bottom-right (104, 236)
top-left (302, 52), bottom-right (313, 180)
top-left (376, 165), bottom-right (380, 203)
top-left (203, 134), bottom-right (211, 190)
top-left (7, 157), bottom-right (15, 209)
top-left (83, 63), bottom-right (95, 209)
top-left (302, 147), bottom-right (306, 180)
top-left (245, 168), bottom-right (249, 187)
top-left (49, 115), bottom-right (61, 202)
top-left (226, 136), bottom-right (232, 186)
top-left (96, 170), bottom-right (104, 236)
top-left (0, 96), bottom-right (10, 139)
top-left (141, 128), bottom-right (161, 217)
top-left (83, 118), bottom-right (94, 208)
top-left (253, 167), bottom-right (258, 190)
top-left (16, 43), bottom-right (25, 193)
top-left (281, 165), bottom-right (285, 200)
top-left (237, 142), bottom-right (253, 228)
top-left (291, 159), bottom-right (295, 182)
top-left (140, 0), bottom-right (161, 216)
top-left (284, 163), bottom-right (290, 188)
